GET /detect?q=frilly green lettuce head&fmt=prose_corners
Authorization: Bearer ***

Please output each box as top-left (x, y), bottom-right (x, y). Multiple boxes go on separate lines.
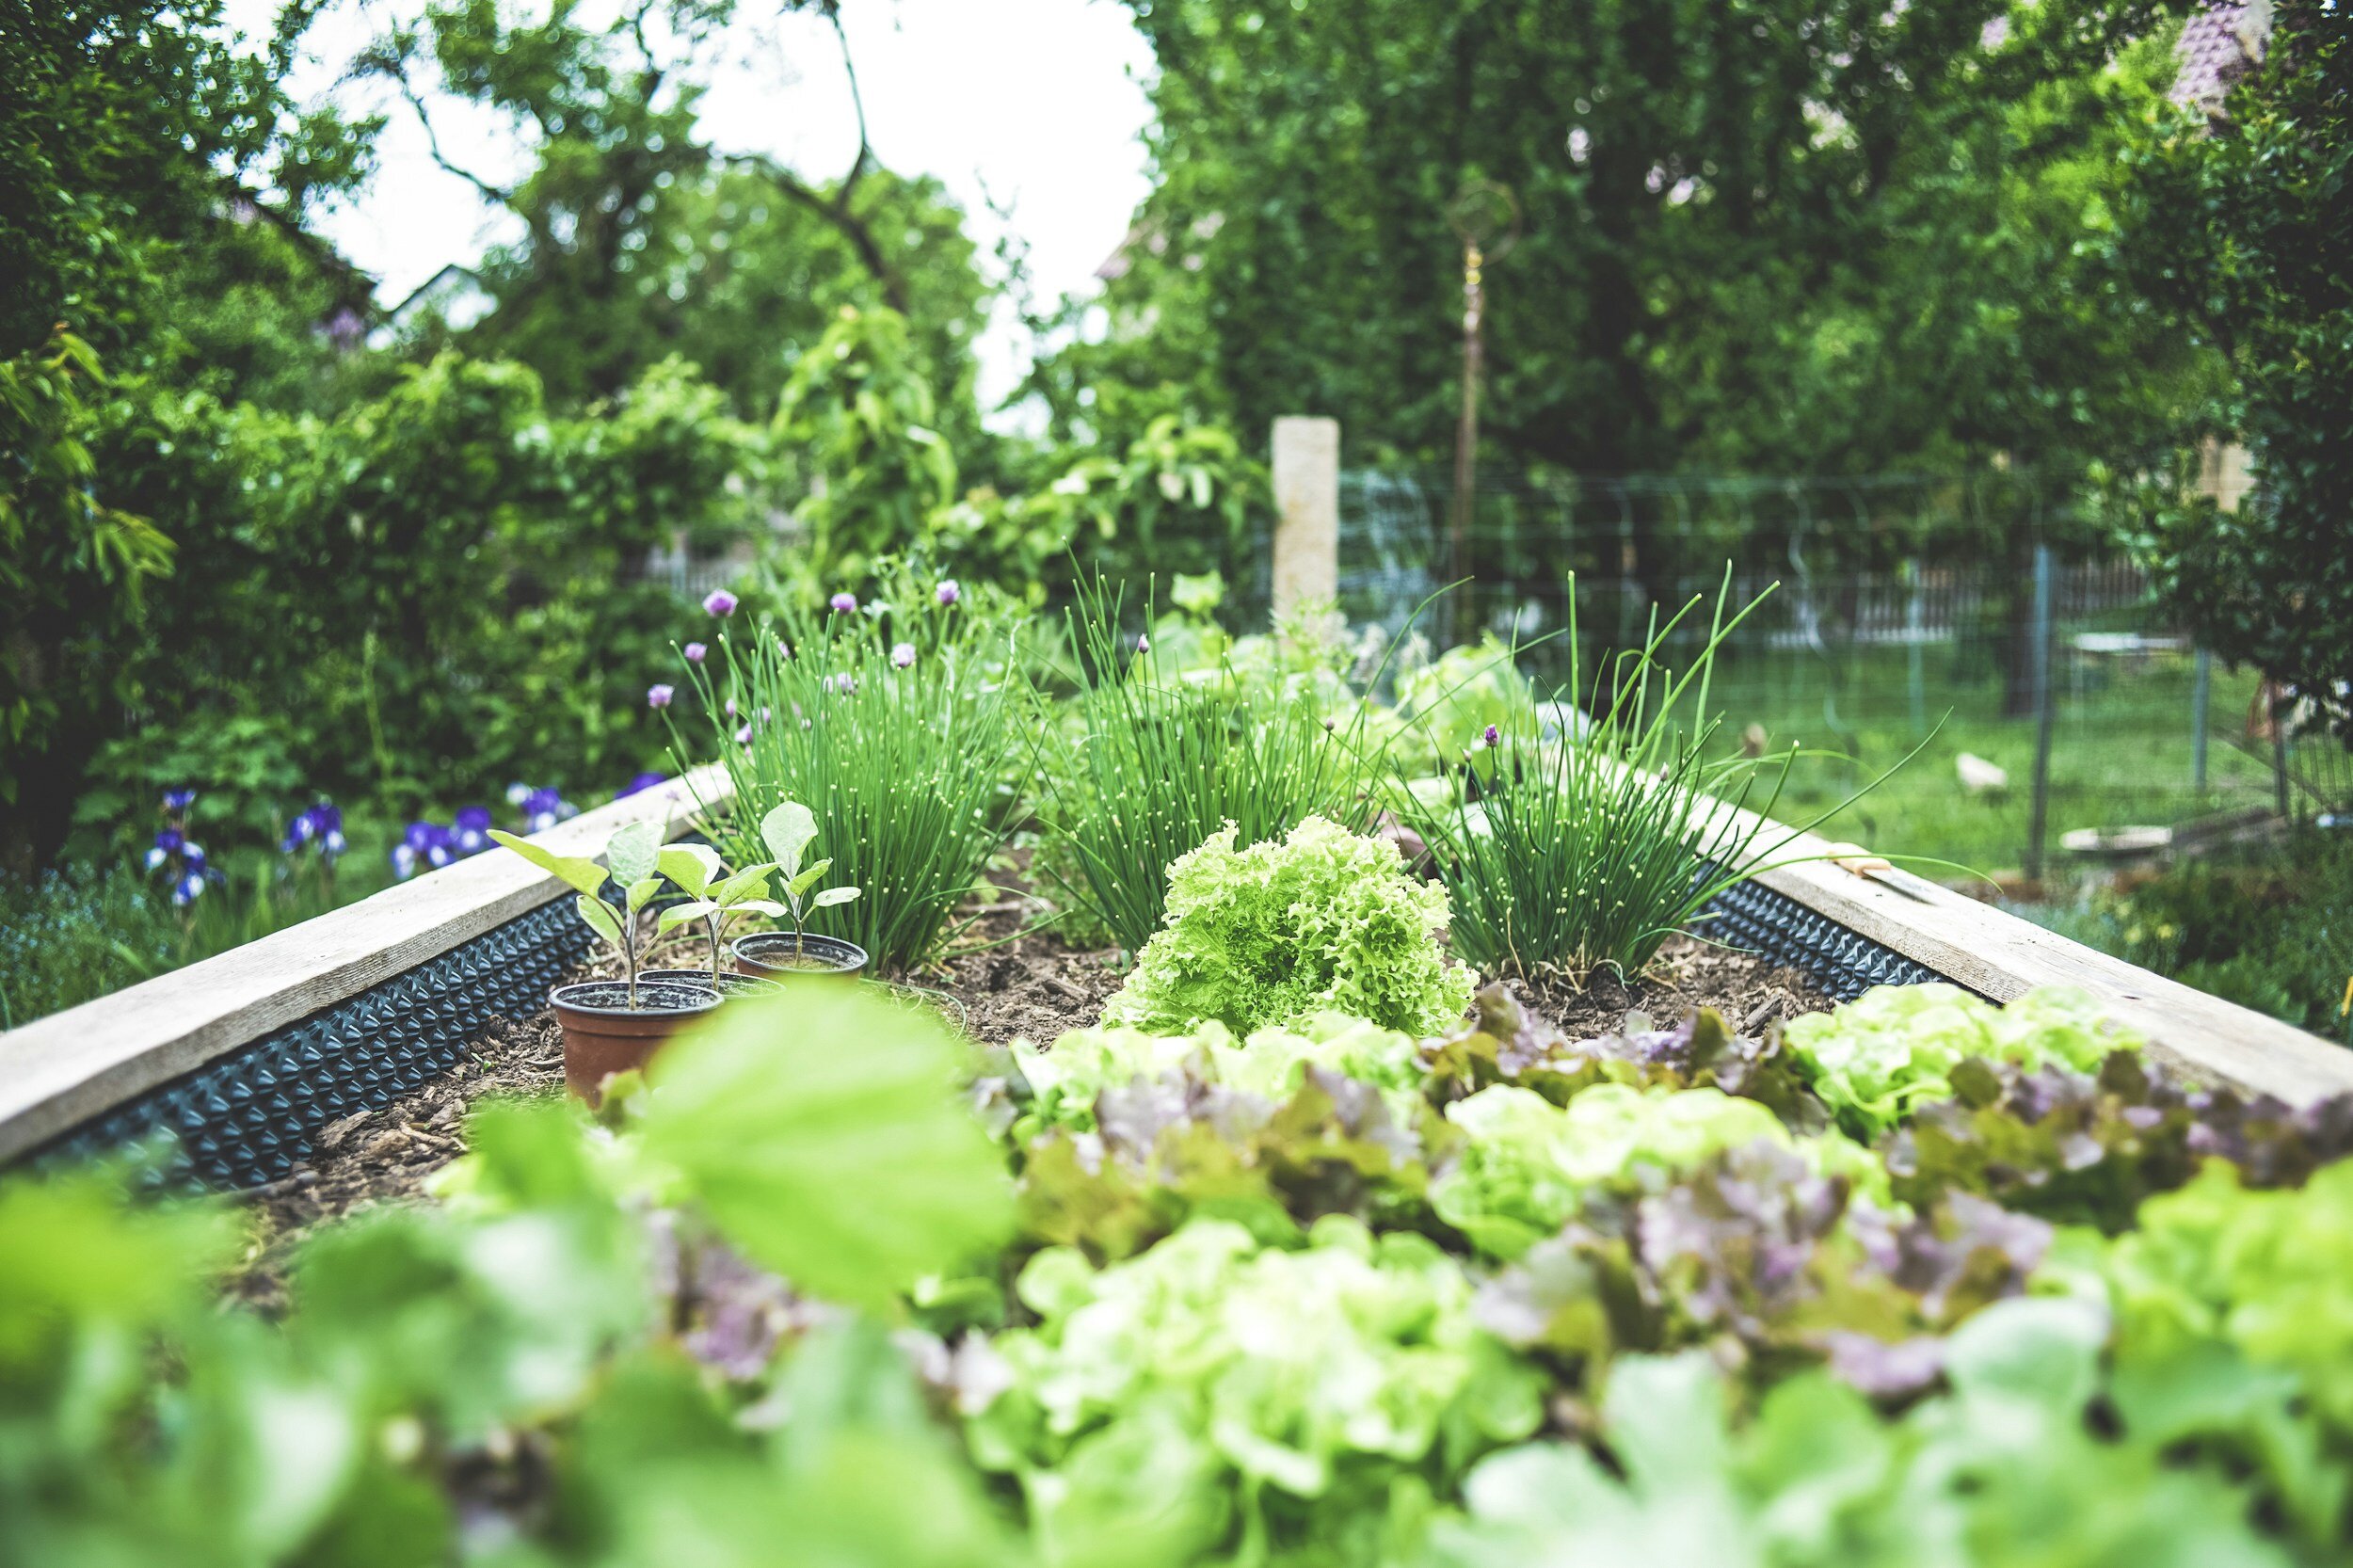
top-left (1103, 815), bottom-right (1475, 1037)
top-left (1783, 983), bottom-right (2140, 1141)
top-left (966, 1216), bottom-right (1543, 1556)
top-left (1433, 1082), bottom-right (1877, 1258)
top-left (1015, 1010), bottom-right (1424, 1142)
top-left (2098, 1158), bottom-right (2353, 1439)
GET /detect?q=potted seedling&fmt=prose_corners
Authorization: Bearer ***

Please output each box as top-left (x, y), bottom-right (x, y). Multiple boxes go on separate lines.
top-left (640, 842), bottom-right (787, 997)
top-left (730, 801), bottom-right (868, 979)
top-left (489, 819), bottom-right (719, 1103)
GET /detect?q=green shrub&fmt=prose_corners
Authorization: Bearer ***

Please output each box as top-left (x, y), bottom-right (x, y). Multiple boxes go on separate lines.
top-left (1101, 815), bottom-right (1473, 1037)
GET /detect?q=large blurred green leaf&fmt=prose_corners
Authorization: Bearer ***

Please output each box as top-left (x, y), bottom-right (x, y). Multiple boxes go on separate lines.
top-left (636, 984), bottom-right (1014, 1307)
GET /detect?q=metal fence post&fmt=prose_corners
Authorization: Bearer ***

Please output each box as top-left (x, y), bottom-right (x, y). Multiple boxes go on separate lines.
top-left (1904, 555), bottom-right (1926, 734)
top-left (2026, 543), bottom-right (2057, 882)
top-left (2191, 648), bottom-right (2211, 791)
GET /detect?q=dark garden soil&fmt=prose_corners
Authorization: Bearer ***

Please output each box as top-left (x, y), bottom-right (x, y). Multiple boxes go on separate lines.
top-left (226, 885), bottom-right (1826, 1306)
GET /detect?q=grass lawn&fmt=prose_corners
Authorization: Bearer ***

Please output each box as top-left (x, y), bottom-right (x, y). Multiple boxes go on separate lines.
top-left (1689, 645), bottom-right (2278, 877)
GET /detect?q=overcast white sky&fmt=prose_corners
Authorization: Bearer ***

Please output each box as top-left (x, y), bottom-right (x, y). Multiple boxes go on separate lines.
top-left (228, 0), bottom-right (1157, 424)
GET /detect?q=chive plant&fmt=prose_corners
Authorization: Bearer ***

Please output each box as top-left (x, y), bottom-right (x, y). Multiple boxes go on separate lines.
top-left (1407, 572), bottom-right (1887, 983)
top-left (674, 569), bottom-right (1030, 973)
top-left (1039, 576), bottom-right (1386, 954)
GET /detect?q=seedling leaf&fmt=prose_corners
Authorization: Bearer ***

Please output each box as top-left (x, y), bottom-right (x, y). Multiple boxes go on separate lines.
top-left (606, 821), bottom-right (664, 888)
top-left (576, 895), bottom-right (625, 947)
top-left (488, 829), bottom-right (608, 897)
top-left (760, 802), bottom-right (819, 879)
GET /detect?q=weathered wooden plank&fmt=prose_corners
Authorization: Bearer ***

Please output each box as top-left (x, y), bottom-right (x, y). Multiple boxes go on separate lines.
top-left (1710, 800), bottom-right (2353, 1105)
top-left (0, 767), bottom-right (732, 1164)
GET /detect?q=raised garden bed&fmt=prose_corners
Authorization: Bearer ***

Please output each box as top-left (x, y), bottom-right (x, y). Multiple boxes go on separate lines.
top-left (12, 594), bottom-right (2353, 1568)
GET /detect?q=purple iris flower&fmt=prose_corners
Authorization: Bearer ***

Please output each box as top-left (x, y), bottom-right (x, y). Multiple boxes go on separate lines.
top-left (703, 589), bottom-right (739, 617)
top-left (936, 580), bottom-right (961, 607)
top-left (180, 842), bottom-right (206, 872)
top-left (454, 805), bottom-right (493, 854)
top-left (683, 641), bottom-right (707, 664)
top-left (163, 788), bottom-right (197, 813)
top-left (505, 782), bottom-right (533, 808)
top-left (520, 787), bottom-right (572, 833)
top-left (648, 683), bottom-right (675, 710)
top-left (829, 592), bottom-right (856, 614)
top-left (173, 870), bottom-right (205, 907)
top-left (616, 771), bottom-right (665, 798)
top-left (891, 641), bottom-right (916, 668)
top-left (154, 827), bottom-right (184, 855)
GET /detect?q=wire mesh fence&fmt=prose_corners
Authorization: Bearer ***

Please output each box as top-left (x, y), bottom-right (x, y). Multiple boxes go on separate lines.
top-left (1339, 467), bottom-right (2349, 877)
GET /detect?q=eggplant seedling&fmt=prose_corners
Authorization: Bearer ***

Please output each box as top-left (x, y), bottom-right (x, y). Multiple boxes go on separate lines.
top-left (653, 843), bottom-right (789, 982)
top-left (490, 819), bottom-right (666, 1007)
top-left (760, 800), bottom-right (859, 956)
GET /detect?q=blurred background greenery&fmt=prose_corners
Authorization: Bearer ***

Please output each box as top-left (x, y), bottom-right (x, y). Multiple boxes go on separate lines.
top-left (3, 0), bottom-right (2346, 1032)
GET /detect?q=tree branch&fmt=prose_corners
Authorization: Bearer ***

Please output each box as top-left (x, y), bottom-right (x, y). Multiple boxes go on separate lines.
top-left (380, 54), bottom-right (518, 212)
top-left (830, 8), bottom-right (873, 204)
top-left (726, 150), bottom-right (910, 313)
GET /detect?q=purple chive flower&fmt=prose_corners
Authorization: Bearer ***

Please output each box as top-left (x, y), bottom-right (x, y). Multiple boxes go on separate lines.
top-left (648, 683), bottom-right (675, 710)
top-left (1483, 724), bottom-right (1501, 748)
top-left (683, 641), bottom-right (707, 664)
top-left (1136, 633), bottom-right (1151, 655)
top-left (702, 589), bottom-right (739, 617)
top-left (734, 724), bottom-right (753, 746)
top-left (723, 696), bottom-right (739, 718)
top-left (829, 592), bottom-right (857, 614)
top-left (936, 579), bottom-right (962, 607)
top-left (891, 641), bottom-right (916, 669)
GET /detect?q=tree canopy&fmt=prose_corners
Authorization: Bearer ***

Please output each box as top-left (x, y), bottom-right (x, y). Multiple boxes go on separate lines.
top-left (1033, 0), bottom-right (2216, 485)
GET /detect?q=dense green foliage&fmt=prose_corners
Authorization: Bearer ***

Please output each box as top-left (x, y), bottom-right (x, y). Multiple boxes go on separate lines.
top-left (1041, 0), bottom-right (2210, 489)
top-left (2113, 5), bottom-right (2353, 736)
top-left (1102, 815), bottom-right (1475, 1037)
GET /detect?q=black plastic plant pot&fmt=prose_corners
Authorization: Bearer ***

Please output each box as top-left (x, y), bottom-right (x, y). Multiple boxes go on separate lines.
top-left (638, 968), bottom-right (785, 1000)
top-left (548, 979), bottom-right (720, 1105)
top-left (729, 931), bottom-right (870, 981)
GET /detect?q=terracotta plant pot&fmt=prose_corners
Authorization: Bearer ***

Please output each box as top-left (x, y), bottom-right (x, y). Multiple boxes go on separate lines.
top-left (730, 931), bottom-right (870, 981)
top-left (549, 979), bottom-right (720, 1104)
top-left (638, 968), bottom-right (785, 1000)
